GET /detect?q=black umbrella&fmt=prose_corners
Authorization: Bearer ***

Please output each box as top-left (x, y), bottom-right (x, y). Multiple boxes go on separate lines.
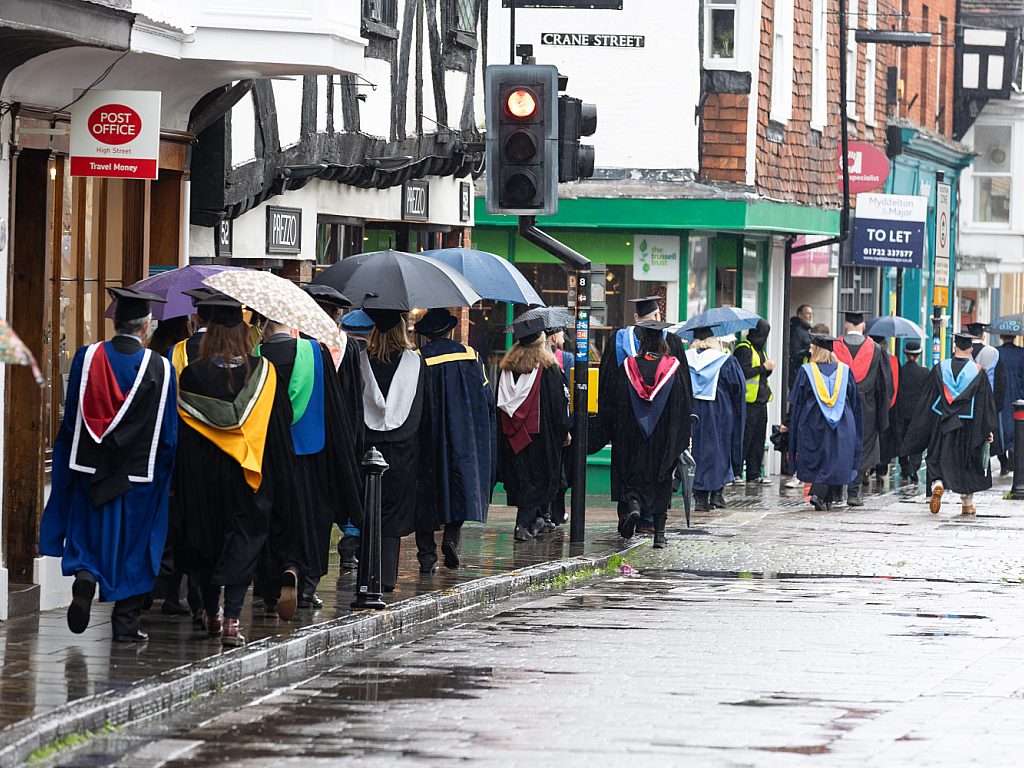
top-left (508, 306), bottom-right (574, 332)
top-left (679, 448), bottom-right (696, 527)
top-left (313, 249), bottom-right (481, 310)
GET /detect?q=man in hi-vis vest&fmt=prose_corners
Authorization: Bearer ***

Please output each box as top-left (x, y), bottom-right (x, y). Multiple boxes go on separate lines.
top-left (733, 319), bottom-right (774, 484)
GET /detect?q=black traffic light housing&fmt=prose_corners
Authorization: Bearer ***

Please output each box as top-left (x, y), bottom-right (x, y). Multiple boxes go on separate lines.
top-left (485, 64), bottom-right (559, 216)
top-left (558, 96), bottom-right (597, 182)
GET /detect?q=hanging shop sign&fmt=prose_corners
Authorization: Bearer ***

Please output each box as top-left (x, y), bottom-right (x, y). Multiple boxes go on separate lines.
top-left (402, 180), bottom-right (430, 222)
top-left (460, 181), bottom-right (472, 222)
top-left (837, 141), bottom-right (890, 194)
top-left (633, 234), bottom-right (680, 281)
top-left (934, 181), bottom-right (951, 288)
top-left (215, 219), bottom-right (233, 258)
top-left (540, 33), bottom-right (644, 47)
top-left (70, 89), bottom-right (161, 179)
top-left (851, 194), bottom-right (928, 269)
top-left (266, 206), bottom-right (302, 255)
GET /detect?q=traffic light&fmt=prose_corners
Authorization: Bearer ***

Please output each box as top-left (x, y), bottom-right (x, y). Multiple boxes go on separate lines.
top-left (485, 64), bottom-right (559, 216)
top-left (558, 96), bottom-right (597, 182)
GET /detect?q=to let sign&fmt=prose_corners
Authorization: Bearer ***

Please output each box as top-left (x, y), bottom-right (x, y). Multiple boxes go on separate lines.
top-left (70, 89), bottom-right (161, 179)
top-left (266, 206), bottom-right (302, 255)
top-left (851, 194), bottom-right (928, 268)
top-left (837, 141), bottom-right (890, 194)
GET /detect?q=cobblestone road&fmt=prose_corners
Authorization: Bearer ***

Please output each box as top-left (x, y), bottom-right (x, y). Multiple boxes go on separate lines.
top-left (50, 482), bottom-right (1024, 767)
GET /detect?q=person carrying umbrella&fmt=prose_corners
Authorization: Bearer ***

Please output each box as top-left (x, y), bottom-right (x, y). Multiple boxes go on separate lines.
top-left (604, 320), bottom-right (692, 546)
top-left (250, 307), bottom-right (364, 615)
top-left (787, 334), bottom-right (863, 510)
top-left (901, 332), bottom-right (998, 516)
top-left (413, 309), bottom-right (495, 570)
top-left (733, 319), bottom-right (774, 484)
top-left (894, 340), bottom-right (930, 482)
top-left (359, 308), bottom-right (434, 589)
top-left (496, 316), bottom-right (570, 541)
top-left (40, 288), bottom-right (178, 642)
top-left (967, 321), bottom-right (1008, 466)
top-left (834, 311), bottom-right (893, 506)
top-left (686, 326), bottom-right (746, 512)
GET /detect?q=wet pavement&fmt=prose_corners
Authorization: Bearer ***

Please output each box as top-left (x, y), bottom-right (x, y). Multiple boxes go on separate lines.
top-left (36, 472), bottom-right (1024, 766)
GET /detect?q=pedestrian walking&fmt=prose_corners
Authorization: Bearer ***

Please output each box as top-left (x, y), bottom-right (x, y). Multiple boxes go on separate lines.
top-left (733, 319), bottom-right (774, 484)
top-left (148, 316), bottom-right (191, 357)
top-left (605, 320), bottom-right (692, 546)
top-left (895, 340), bottom-right (929, 482)
top-left (996, 332), bottom-right (1024, 471)
top-left (901, 332), bottom-right (998, 516)
top-left (174, 296), bottom-right (294, 646)
top-left (40, 288), bottom-right (177, 641)
top-left (252, 311), bottom-right (363, 615)
top-left (786, 334), bottom-right (862, 510)
top-left (870, 333), bottom-right (900, 479)
top-left (414, 309), bottom-right (495, 571)
top-left (686, 326), bottom-right (745, 512)
top-left (547, 324), bottom-right (573, 526)
top-left (833, 311), bottom-right (892, 506)
top-left (787, 304), bottom-right (814, 388)
top-left (496, 316), bottom-right (570, 541)
top-left (359, 308), bottom-right (433, 591)
top-left (967, 321), bottom-right (1007, 466)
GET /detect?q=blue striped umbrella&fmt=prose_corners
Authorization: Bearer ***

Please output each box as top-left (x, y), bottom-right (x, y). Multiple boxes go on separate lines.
top-left (420, 248), bottom-right (544, 306)
top-left (675, 306), bottom-right (762, 341)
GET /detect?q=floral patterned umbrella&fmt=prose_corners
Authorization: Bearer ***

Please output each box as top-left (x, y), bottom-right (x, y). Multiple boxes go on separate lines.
top-left (202, 270), bottom-right (343, 347)
top-left (0, 319), bottom-right (44, 385)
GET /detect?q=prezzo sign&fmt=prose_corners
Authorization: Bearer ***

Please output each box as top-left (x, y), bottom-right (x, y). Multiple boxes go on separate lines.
top-left (402, 181), bottom-right (429, 221)
top-left (851, 194), bottom-right (928, 269)
top-left (541, 33), bottom-right (644, 47)
top-left (266, 206), bottom-right (302, 255)
top-left (70, 90), bottom-right (161, 179)
top-left (633, 235), bottom-right (681, 281)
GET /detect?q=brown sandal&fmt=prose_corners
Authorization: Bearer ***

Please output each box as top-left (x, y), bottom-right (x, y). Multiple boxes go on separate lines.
top-left (929, 484), bottom-right (944, 514)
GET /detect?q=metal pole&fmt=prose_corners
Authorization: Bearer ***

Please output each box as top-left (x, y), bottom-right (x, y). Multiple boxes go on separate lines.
top-left (509, 0), bottom-right (517, 65)
top-left (1013, 400), bottom-right (1024, 500)
top-left (351, 446), bottom-right (388, 611)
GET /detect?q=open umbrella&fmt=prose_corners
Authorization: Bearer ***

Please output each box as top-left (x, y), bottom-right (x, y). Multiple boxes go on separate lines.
top-left (104, 264), bottom-right (243, 320)
top-left (508, 306), bottom-right (574, 332)
top-left (992, 313), bottom-right (1024, 335)
top-left (312, 250), bottom-right (481, 310)
top-left (865, 315), bottom-right (925, 339)
top-left (675, 306), bottom-right (761, 341)
top-left (0, 319), bottom-right (44, 385)
top-left (202, 270), bottom-right (342, 346)
top-left (420, 248), bottom-right (544, 306)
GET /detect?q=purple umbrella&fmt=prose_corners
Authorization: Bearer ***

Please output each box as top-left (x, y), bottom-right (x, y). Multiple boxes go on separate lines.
top-left (104, 265), bottom-right (244, 320)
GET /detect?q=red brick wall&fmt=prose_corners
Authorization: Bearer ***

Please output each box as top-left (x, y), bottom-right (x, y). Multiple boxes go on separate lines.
top-left (700, 92), bottom-right (750, 184)
top-left (897, 0), bottom-right (956, 136)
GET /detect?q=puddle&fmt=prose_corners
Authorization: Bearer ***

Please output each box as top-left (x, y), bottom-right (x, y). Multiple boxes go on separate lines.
top-left (885, 612), bottom-right (988, 620)
top-left (728, 695), bottom-right (820, 707)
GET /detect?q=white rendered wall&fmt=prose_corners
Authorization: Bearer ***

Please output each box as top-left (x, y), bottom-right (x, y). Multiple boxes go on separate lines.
top-left (273, 77), bottom-right (305, 149)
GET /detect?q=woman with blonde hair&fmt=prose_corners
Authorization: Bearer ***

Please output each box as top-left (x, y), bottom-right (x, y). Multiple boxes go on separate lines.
top-left (359, 308), bottom-right (432, 590)
top-left (787, 334), bottom-right (863, 510)
top-left (496, 316), bottom-right (569, 541)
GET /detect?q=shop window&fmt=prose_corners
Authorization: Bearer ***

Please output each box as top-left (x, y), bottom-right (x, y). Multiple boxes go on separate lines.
top-left (741, 242), bottom-right (765, 315)
top-left (973, 125), bottom-right (1012, 224)
top-left (363, 0), bottom-right (397, 26)
top-left (451, 0), bottom-right (477, 34)
top-left (706, 0), bottom-right (736, 62)
top-left (688, 236), bottom-right (710, 318)
top-left (838, 265), bottom-right (878, 314)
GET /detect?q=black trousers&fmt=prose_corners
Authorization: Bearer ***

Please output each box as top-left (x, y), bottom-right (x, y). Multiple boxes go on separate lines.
top-left (110, 594), bottom-right (147, 637)
top-left (899, 453), bottom-right (922, 479)
top-left (381, 536), bottom-right (401, 590)
top-left (415, 522), bottom-right (463, 565)
top-left (199, 581), bottom-right (247, 621)
top-left (809, 483), bottom-right (843, 503)
top-left (743, 403), bottom-right (768, 481)
top-left (515, 506), bottom-right (543, 528)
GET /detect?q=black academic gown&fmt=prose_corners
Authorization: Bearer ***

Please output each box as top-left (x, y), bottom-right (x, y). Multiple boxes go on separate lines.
top-left (497, 365), bottom-right (569, 510)
top-left (174, 358), bottom-right (295, 587)
top-left (894, 359), bottom-right (930, 452)
top-left (901, 359), bottom-right (998, 495)
top-left (998, 342), bottom-right (1024, 454)
top-left (260, 336), bottom-right (363, 579)
top-left (607, 354), bottom-right (692, 515)
top-left (837, 334), bottom-right (892, 472)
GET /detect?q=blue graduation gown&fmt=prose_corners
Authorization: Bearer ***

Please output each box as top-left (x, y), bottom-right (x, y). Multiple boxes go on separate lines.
top-left (998, 342), bottom-right (1024, 453)
top-left (787, 362), bottom-right (863, 485)
top-left (421, 339), bottom-right (496, 525)
top-left (690, 354), bottom-right (746, 491)
top-left (40, 342), bottom-right (177, 602)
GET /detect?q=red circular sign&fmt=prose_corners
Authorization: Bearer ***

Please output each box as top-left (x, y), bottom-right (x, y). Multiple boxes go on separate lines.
top-left (837, 141), bottom-right (890, 194)
top-left (87, 104), bottom-right (142, 145)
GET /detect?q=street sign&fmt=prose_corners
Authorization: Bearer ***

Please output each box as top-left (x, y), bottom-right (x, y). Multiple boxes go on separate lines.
top-left (838, 141), bottom-right (890, 194)
top-left (933, 286), bottom-right (949, 306)
top-left (633, 235), bottom-right (680, 281)
top-left (70, 90), bottom-right (161, 179)
top-left (851, 194), bottom-right (928, 268)
top-left (934, 182), bottom-right (951, 289)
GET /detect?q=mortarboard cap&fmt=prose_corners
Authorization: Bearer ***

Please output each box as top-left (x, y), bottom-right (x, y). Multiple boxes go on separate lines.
top-left (629, 296), bottom-right (661, 317)
top-left (183, 287), bottom-right (223, 321)
top-left (303, 283), bottom-right (351, 309)
top-left (511, 315), bottom-right (547, 344)
top-left (904, 340), bottom-right (922, 355)
top-left (636, 319), bottom-right (670, 331)
top-left (196, 294), bottom-right (244, 328)
top-left (415, 308), bottom-right (458, 337)
top-left (954, 332), bottom-right (976, 350)
top-left (966, 321), bottom-right (989, 336)
top-left (364, 308), bottom-right (404, 332)
top-left (340, 309), bottom-right (374, 334)
top-left (810, 333), bottom-right (836, 352)
top-left (692, 326), bottom-right (716, 341)
top-left (843, 311), bottom-right (866, 326)
top-left (107, 287), bottom-right (166, 323)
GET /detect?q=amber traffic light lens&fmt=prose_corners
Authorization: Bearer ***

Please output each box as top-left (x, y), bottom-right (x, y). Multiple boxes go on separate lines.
top-left (506, 89), bottom-right (537, 119)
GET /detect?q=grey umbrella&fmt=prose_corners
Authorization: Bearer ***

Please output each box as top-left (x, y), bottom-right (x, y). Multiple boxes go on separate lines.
top-left (508, 306), bottom-right (574, 332)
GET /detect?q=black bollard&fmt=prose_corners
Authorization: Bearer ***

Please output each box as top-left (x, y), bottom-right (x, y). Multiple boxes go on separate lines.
top-left (1012, 401), bottom-right (1024, 500)
top-left (351, 446), bottom-right (389, 610)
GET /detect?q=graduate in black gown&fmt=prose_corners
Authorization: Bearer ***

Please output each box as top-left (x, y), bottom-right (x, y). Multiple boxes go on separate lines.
top-left (496, 316), bottom-right (570, 541)
top-left (901, 332), bottom-right (998, 517)
top-left (967, 322), bottom-right (1007, 462)
top-left (833, 311), bottom-right (892, 505)
top-left (996, 333), bottom-right (1024, 469)
top-left (606, 320), bottom-right (692, 547)
top-left (786, 335), bottom-right (863, 510)
top-left (174, 297), bottom-right (296, 647)
top-left (359, 309), bottom-right (433, 591)
top-left (870, 333), bottom-right (901, 477)
top-left (894, 340), bottom-right (930, 482)
top-left (414, 309), bottom-right (495, 571)
top-left (252, 310), bottom-right (363, 617)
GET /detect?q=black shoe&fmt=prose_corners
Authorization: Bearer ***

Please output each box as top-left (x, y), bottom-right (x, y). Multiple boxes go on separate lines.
top-left (67, 574), bottom-right (96, 635)
top-left (529, 518), bottom-right (547, 538)
top-left (847, 494), bottom-right (864, 507)
top-left (298, 593), bottom-right (324, 609)
top-left (711, 491), bottom-right (728, 509)
top-left (620, 509), bottom-right (640, 539)
top-left (441, 541), bottom-right (460, 569)
top-left (514, 525), bottom-right (534, 541)
top-left (161, 599), bottom-right (191, 616)
top-left (338, 536), bottom-right (360, 569)
top-left (694, 493), bottom-right (711, 513)
top-left (418, 558), bottom-right (438, 575)
top-left (112, 630), bottom-right (149, 643)
top-left (810, 495), bottom-right (827, 511)
top-left (653, 517), bottom-right (667, 549)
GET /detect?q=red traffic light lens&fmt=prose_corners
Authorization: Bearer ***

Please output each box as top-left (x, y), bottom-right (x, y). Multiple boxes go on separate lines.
top-left (506, 89), bottom-right (537, 119)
